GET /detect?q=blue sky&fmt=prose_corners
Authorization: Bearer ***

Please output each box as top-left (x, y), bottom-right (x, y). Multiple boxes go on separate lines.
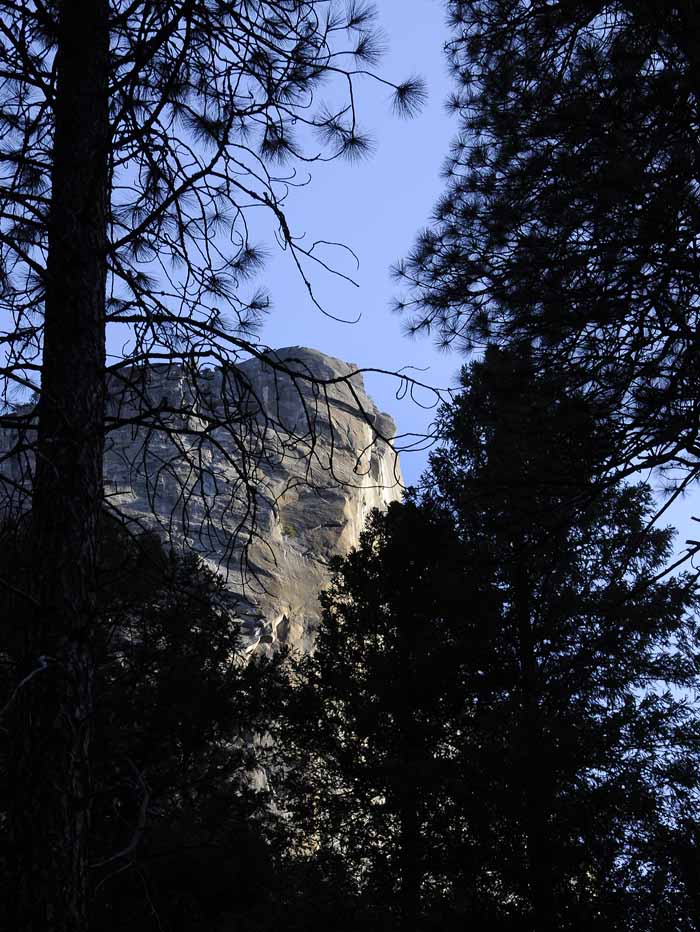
top-left (251, 0), bottom-right (698, 566)
top-left (257, 0), bottom-right (459, 487)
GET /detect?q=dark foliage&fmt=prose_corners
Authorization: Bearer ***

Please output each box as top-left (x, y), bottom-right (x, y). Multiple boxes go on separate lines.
top-left (0, 4), bottom-right (425, 926)
top-left (424, 346), bottom-right (700, 930)
top-left (395, 0), bottom-right (700, 481)
top-left (0, 0), bottom-right (427, 369)
top-left (271, 500), bottom-right (467, 931)
top-left (0, 521), bottom-right (282, 931)
top-left (274, 347), bottom-right (700, 930)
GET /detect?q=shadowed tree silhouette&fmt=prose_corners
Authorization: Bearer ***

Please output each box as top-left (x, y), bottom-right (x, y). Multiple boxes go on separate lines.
top-left (395, 0), bottom-right (700, 498)
top-left (422, 346), bottom-right (700, 930)
top-left (274, 347), bottom-right (700, 931)
top-left (0, 519), bottom-right (285, 931)
top-left (273, 500), bottom-right (466, 931)
top-left (0, 2), bottom-right (427, 926)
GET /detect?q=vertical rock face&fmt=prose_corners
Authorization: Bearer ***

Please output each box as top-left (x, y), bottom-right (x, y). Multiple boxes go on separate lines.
top-left (1, 347), bottom-right (402, 652)
top-left (100, 346), bottom-right (403, 653)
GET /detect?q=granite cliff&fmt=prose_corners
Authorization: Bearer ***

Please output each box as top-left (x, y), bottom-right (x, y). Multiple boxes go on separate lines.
top-left (106, 346), bottom-right (402, 653)
top-left (1, 346), bottom-right (402, 653)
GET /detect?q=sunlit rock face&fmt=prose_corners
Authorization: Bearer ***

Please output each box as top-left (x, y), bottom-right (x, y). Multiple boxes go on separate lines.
top-left (102, 346), bottom-right (403, 654)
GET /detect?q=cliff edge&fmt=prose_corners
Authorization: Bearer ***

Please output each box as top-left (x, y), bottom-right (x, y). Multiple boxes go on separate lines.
top-left (101, 346), bottom-right (403, 653)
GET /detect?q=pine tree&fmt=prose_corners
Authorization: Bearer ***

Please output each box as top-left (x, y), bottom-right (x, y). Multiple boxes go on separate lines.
top-left (0, 3), bottom-right (425, 925)
top-left (394, 0), bottom-right (700, 482)
top-left (0, 521), bottom-right (282, 931)
top-left (424, 346), bottom-right (700, 930)
top-left (275, 347), bottom-right (700, 930)
top-left (273, 500), bottom-right (467, 931)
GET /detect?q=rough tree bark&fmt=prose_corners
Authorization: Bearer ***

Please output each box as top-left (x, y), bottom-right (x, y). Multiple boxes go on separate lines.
top-left (8, 1), bottom-right (110, 928)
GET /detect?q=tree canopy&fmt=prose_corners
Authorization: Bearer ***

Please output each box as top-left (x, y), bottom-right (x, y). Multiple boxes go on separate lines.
top-left (395, 0), bottom-right (700, 482)
top-left (0, 522), bottom-right (284, 931)
top-left (274, 347), bottom-right (700, 930)
top-left (0, 3), bottom-right (426, 927)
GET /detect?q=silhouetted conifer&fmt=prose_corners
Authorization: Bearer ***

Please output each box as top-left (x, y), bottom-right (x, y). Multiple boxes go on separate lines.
top-left (275, 347), bottom-right (700, 931)
top-left (272, 499), bottom-right (466, 931)
top-left (0, 4), bottom-right (424, 924)
top-left (0, 521), bottom-right (282, 931)
top-left (423, 346), bottom-right (700, 930)
top-left (395, 1), bottom-right (700, 484)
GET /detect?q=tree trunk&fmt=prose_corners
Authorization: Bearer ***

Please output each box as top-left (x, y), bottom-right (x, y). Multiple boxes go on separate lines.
top-left (8, 1), bottom-right (110, 928)
top-left (398, 792), bottom-right (422, 932)
top-left (397, 624), bottom-right (423, 931)
top-left (513, 556), bottom-right (555, 932)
